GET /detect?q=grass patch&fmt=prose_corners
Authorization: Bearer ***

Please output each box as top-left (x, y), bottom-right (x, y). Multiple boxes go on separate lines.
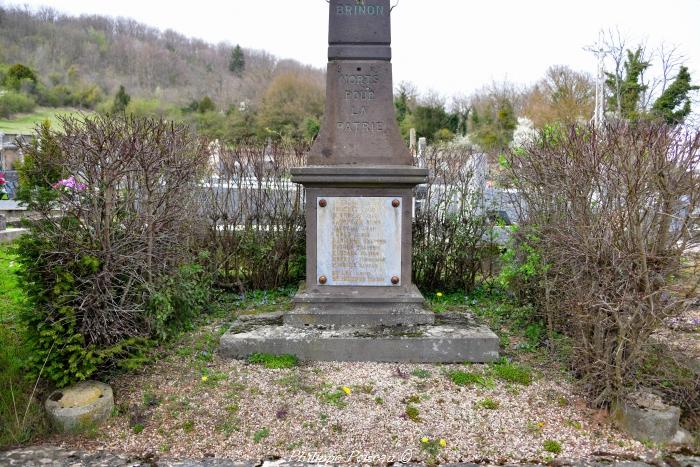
top-left (247, 353), bottom-right (298, 369)
top-left (277, 373), bottom-right (315, 394)
top-left (447, 370), bottom-right (493, 388)
top-left (543, 439), bottom-right (562, 454)
top-left (182, 420), bottom-right (195, 433)
top-left (0, 242), bottom-right (47, 449)
top-left (476, 397), bottom-right (500, 410)
top-left (427, 291), bottom-right (470, 314)
top-left (411, 368), bottom-right (432, 379)
top-left (491, 359), bottom-right (532, 385)
top-left (253, 427), bottom-right (270, 443)
top-left (0, 106), bottom-right (87, 133)
top-left (319, 389), bottom-right (348, 408)
top-left (219, 286), bottom-right (296, 318)
top-left (405, 404), bottom-right (421, 422)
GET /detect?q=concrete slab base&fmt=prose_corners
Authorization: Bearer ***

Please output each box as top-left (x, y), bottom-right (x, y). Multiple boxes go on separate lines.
top-left (219, 312), bottom-right (499, 363)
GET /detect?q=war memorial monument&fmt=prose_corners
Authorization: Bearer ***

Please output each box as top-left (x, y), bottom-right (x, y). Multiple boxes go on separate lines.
top-left (220, 0), bottom-right (499, 362)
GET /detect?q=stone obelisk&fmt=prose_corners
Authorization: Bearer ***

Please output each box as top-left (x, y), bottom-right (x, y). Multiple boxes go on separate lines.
top-left (287, 0), bottom-right (431, 328)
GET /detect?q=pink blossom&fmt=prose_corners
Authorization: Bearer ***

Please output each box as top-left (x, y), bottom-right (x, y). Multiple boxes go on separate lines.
top-left (53, 176), bottom-right (87, 191)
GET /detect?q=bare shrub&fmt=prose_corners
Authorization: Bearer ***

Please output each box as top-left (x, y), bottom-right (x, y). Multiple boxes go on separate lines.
top-left (16, 115), bottom-right (210, 385)
top-left (506, 121), bottom-right (700, 405)
top-left (200, 140), bottom-right (307, 291)
top-left (412, 144), bottom-right (496, 292)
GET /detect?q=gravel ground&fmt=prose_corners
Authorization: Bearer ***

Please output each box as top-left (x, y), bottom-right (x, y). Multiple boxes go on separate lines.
top-left (40, 332), bottom-right (660, 465)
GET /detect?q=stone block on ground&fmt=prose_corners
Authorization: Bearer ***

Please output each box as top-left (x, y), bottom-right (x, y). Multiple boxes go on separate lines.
top-left (45, 380), bottom-right (114, 433)
top-left (615, 389), bottom-right (694, 445)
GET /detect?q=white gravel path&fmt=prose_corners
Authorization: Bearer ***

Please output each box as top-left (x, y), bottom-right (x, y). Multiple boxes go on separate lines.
top-left (48, 345), bottom-right (655, 464)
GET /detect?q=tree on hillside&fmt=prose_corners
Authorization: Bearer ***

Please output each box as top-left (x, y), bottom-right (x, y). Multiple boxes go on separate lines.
top-left (524, 65), bottom-right (595, 127)
top-left (3, 63), bottom-right (37, 90)
top-left (651, 66), bottom-right (699, 124)
top-left (229, 45), bottom-right (245, 77)
top-left (605, 47), bottom-right (650, 119)
top-left (394, 89), bottom-right (411, 123)
top-left (469, 99), bottom-right (517, 150)
top-left (466, 83), bottom-right (521, 151)
top-left (113, 85), bottom-right (131, 112)
top-left (198, 95), bottom-right (216, 113)
top-left (412, 104), bottom-right (453, 143)
top-left (0, 6), bottom-right (323, 115)
top-left (257, 72), bottom-right (324, 140)
top-left (394, 81), bottom-right (419, 141)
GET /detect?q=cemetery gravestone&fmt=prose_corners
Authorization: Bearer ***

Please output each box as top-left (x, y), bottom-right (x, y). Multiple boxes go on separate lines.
top-left (220, 0), bottom-right (498, 362)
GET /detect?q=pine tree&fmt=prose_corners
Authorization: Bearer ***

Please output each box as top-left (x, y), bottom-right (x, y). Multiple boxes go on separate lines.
top-left (229, 45), bottom-right (245, 77)
top-left (651, 66), bottom-right (699, 124)
top-left (605, 48), bottom-right (650, 119)
top-left (198, 96), bottom-right (215, 113)
top-left (113, 85), bottom-right (130, 113)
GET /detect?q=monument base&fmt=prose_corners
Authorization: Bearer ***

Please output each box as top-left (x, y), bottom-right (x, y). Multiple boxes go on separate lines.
top-left (219, 312), bottom-right (499, 363)
top-left (286, 283), bottom-right (434, 328)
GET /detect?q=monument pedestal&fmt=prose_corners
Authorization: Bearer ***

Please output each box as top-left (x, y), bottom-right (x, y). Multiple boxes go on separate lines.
top-left (219, 167), bottom-right (499, 363)
top-left (288, 166), bottom-right (433, 329)
top-left (218, 0), bottom-right (499, 363)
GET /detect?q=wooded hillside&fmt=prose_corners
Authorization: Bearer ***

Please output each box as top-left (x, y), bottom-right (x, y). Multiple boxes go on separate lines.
top-left (0, 5), bottom-right (324, 110)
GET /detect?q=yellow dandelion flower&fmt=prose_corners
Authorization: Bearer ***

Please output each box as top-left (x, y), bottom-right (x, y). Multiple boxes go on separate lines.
top-left (538, 421), bottom-right (545, 428)
top-left (439, 438), bottom-right (447, 448)
top-left (342, 386), bottom-right (351, 395)
top-left (201, 375), bottom-right (209, 382)
top-left (436, 292), bottom-right (443, 297)
top-left (421, 436), bottom-right (429, 444)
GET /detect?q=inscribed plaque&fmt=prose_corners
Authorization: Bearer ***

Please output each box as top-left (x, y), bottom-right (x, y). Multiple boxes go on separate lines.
top-left (317, 197), bottom-right (401, 286)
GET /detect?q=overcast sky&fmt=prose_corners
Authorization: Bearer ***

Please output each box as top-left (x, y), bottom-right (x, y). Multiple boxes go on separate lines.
top-left (4, 0), bottom-right (700, 103)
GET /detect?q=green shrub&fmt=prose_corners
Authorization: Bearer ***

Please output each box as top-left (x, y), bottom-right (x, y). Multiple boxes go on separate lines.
top-left (147, 253), bottom-right (213, 341)
top-left (0, 90), bottom-right (36, 118)
top-left (15, 224), bottom-right (154, 386)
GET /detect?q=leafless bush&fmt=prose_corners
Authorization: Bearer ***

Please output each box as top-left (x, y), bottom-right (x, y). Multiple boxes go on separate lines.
top-left (19, 114), bottom-right (209, 346)
top-left (506, 121), bottom-right (700, 405)
top-left (412, 144), bottom-right (496, 292)
top-left (200, 140), bottom-right (307, 291)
